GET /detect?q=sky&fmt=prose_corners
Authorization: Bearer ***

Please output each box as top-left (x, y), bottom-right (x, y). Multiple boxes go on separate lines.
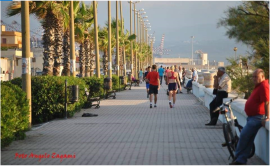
top-left (1, 1), bottom-right (250, 65)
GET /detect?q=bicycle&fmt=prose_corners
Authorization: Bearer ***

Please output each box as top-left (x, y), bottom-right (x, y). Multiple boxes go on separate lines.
top-left (213, 96), bottom-right (255, 160)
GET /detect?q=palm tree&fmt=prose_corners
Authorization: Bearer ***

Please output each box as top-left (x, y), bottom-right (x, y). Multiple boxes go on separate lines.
top-left (61, 1), bottom-right (80, 76)
top-left (7, 1), bottom-right (65, 76)
top-left (74, 2), bottom-right (94, 77)
top-left (98, 27), bottom-right (109, 75)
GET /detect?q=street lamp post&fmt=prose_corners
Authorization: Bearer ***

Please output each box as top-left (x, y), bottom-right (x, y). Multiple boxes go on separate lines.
top-left (191, 36), bottom-right (194, 65)
top-left (93, 1), bottom-right (100, 78)
top-left (128, 1), bottom-right (133, 77)
top-left (108, 1), bottom-right (112, 89)
top-left (120, 1), bottom-right (126, 76)
top-left (69, 1), bottom-right (76, 77)
top-left (116, 1), bottom-right (119, 77)
top-left (133, 2), bottom-right (139, 78)
top-left (234, 47), bottom-right (237, 60)
top-left (21, 1), bottom-right (32, 126)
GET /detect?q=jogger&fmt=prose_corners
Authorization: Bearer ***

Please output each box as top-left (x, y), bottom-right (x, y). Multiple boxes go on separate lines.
top-left (146, 65), bottom-right (160, 108)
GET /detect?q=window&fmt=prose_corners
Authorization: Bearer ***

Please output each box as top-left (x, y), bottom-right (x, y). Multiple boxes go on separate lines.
top-left (2, 38), bottom-right (7, 44)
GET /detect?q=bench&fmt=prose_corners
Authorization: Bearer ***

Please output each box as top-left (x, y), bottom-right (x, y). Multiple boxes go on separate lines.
top-left (83, 88), bottom-right (100, 109)
top-left (124, 83), bottom-right (132, 90)
top-left (105, 90), bottom-right (116, 99)
top-left (103, 82), bottom-right (116, 99)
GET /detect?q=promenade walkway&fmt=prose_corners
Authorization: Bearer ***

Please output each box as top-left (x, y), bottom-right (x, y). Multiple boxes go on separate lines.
top-left (1, 82), bottom-right (265, 165)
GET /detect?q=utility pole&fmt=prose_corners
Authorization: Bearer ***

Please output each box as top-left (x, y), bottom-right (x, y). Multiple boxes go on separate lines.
top-left (21, 1), bottom-right (32, 127)
top-left (93, 1), bottom-right (100, 78)
top-left (70, 1), bottom-right (76, 77)
top-left (191, 36), bottom-right (194, 65)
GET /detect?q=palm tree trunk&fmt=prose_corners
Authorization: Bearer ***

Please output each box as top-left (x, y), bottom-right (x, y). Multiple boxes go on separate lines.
top-left (90, 42), bottom-right (95, 76)
top-left (79, 43), bottom-right (85, 77)
top-left (53, 16), bottom-right (63, 76)
top-left (85, 38), bottom-right (91, 77)
top-left (61, 30), bottom-right (70, 76)
top-left (103, 50), bottom-right (108, 75)
top-left (119, 46), bottom-right (123, 75)
top-left (123, 46), bottom-right (126, 76)
top-left (42, 10), bottom-right (55, 76)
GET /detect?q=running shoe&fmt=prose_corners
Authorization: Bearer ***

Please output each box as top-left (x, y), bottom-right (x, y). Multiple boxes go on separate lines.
top-left (150, 104), bottom-right (152, 108)
top-left (154, 104), bottom-right (157, 107)
top-left (169, 102), bottom-right (172, 108)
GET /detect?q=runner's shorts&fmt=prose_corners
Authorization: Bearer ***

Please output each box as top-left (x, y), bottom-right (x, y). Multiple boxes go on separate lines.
top-left (146, 83), bottom-right (150, 89)
top-left (149, 84), bottom-right (158, 94)
top-left (168, 83), bottom-right (177, 91)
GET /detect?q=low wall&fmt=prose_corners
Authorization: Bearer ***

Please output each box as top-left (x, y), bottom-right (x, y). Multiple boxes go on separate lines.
top-left (193, 83), bottom-right (269, 164)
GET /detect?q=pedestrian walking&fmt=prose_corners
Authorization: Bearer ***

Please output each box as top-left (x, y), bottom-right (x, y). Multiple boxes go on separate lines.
top-left (229, 69), bottom-right (269, 165)
top-left (164, 67), bottom-right (170, 85)
top-left (139, 68), bottom-right (143, 83)
top-left (146, 65), bottom-right (160, 108)
top-left (144, 66), bottom-right (151, 98)
top-left (182, 67), bottom-right (186, 86)
top-left (176, 65), bottom-right (183, 93)
top-left (166, 65), bottom-right (181, 108)
top-left (205, 67), bottom-right (231, 125)
top-left (158, 65), bottom-right (165, 85)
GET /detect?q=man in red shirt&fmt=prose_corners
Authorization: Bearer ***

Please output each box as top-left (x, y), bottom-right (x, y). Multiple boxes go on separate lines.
top-left (146, 65), bottom-right (160, 108)
top-left (230, 69), bottom-right (269, 165)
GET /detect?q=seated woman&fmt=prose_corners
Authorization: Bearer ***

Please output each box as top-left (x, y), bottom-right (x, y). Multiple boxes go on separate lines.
top-left (131, 74), bottom-right (140, 85)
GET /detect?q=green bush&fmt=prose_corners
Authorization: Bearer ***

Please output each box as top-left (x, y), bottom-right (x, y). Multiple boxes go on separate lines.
top-left (1, 82), bottom-right (30, 148)
top-left (112, 75), bottom-right (120, 90)
top-left (10, 77), bottom-right (22, 88)
top-left (82, 76), bottom-right (104, 97)
top-left (9, 76), bottom-right (87, 124)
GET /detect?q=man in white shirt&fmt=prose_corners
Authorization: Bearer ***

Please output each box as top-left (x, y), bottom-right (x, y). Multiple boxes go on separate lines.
top-left (205, 67), bottom-right (231, 126)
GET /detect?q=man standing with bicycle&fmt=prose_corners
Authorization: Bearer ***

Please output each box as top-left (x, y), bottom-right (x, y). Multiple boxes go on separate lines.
top-left (205, 67), bottom-right (231, 125)
top-left (230, 69), bottom-right (269, 165)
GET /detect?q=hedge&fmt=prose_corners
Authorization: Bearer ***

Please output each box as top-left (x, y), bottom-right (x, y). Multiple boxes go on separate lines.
top-left (82, 76), bottom-right (104, 97)
top-left (10, 76), bottom-right (87, 124)
top-left (8, 75), bottom-right (127, 124)
top-left (1, 82), bottom-right (29, 148)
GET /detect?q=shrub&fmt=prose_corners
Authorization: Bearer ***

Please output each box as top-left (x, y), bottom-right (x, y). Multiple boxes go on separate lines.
top-left (9, 76), bottom-right (87, 124)
top-left (112, 75), bottom-right (120, 90)
top-left (1, 82), bottom-right (29, 148)
top-left (82, 76), bottom-right (104, 97)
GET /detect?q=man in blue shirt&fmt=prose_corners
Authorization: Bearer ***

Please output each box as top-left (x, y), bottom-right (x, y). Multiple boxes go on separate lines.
top-left (158, 65), bottom-right (165, 85)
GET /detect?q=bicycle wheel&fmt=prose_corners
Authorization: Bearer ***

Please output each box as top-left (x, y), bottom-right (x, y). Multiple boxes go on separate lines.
top-left (223, 123), bottom-right (235, 159)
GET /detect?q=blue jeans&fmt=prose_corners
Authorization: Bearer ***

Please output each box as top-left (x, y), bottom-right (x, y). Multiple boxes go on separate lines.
top-left (186, 80), bottom-right (193, 88)
top-left (234, 115), bottom-right (263, 164)
top-left (159, 76), bottom-right (163, 85)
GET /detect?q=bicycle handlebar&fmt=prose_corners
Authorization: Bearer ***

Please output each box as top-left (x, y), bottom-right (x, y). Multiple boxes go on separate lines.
top-left (213, 96), bottom-right (238, 113)
top-left (230, 96), bottom-right (238, 103)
